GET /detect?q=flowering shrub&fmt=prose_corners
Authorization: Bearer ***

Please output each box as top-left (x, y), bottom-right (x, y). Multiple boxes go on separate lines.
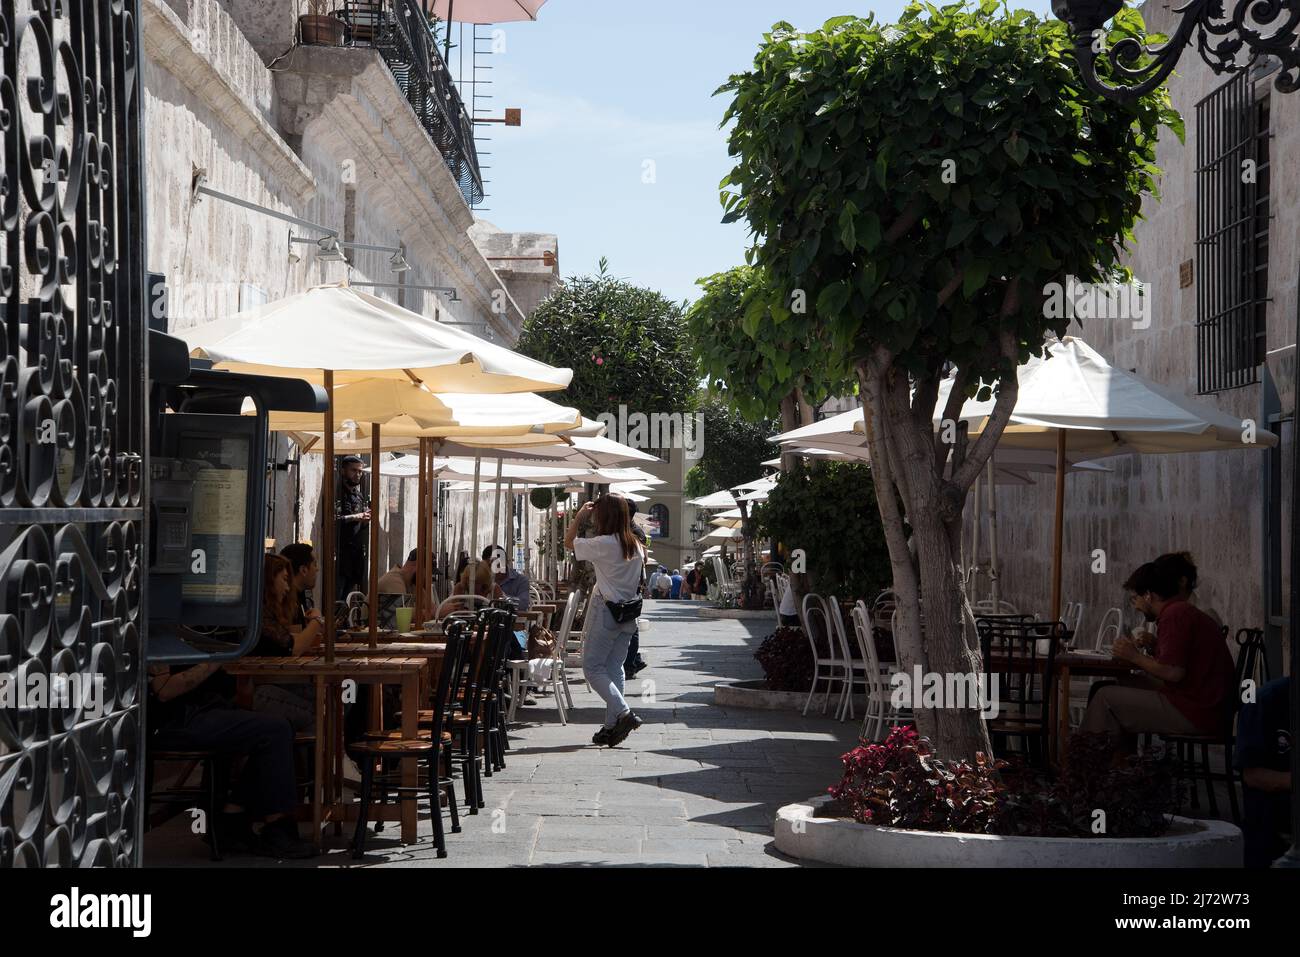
top-left (753, 626), bottom-right (823, 692)
top-left (828, 728), bottom-right (1179, 838)
top-left (829, 727), bottom-right (1007, 833)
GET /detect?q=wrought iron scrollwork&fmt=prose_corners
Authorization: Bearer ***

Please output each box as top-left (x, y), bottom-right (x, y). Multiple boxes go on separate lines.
top-left (1, 1), bottom-right (146, 868)
top-left (1056, 0), bottom-right (1300, 101)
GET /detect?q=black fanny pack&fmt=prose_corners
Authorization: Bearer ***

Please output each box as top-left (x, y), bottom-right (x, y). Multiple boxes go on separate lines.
top-left (605, 598), bottom-right (643, 624)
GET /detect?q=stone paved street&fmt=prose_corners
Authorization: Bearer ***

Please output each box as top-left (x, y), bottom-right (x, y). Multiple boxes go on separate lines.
top-left (146, 601), bottom-right (861, 867)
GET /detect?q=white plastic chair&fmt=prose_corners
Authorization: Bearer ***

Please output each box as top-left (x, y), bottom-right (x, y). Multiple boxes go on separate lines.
top-left (514, 588), bottom-right (579, 724)
top-left (713, 556), bottom-right (741, 599)
top-left (1094, 606), bottom-right (1124, 652)
top-left (853, 602), bottom-right (911, 741)
top-left (767, 575), bottom-right (787, 627)
top-left (826, 596), bottom-right (867, 723)
top-left (800, 593), bottom-right (849, 717)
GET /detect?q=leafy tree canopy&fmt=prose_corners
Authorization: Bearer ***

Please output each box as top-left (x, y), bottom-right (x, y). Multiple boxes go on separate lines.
top-left (697, 398), bottom-right (778, 494)
top-left (718, 1), bottom-right (1178, 391)
top-left (688, 265), bottom-right (852, 421)
top-left (516, 260), bottom-right (700, 418)
top-left (752, 461), bottom-right (892, 601)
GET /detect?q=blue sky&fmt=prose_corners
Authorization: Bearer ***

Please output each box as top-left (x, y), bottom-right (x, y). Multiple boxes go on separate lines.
top-left (465, 0), bottom-right (1056, 307)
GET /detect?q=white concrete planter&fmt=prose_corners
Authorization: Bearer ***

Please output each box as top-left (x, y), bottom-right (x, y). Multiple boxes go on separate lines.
top-left (699, 606), bottom-right (773, 620)
top-left (775, 796), bottom-right (1242, 868)
top-left (715, 679), bottom-right (866, 713)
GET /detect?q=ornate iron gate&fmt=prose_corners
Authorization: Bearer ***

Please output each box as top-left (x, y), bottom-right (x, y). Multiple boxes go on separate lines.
top-left (1, 0), bottom-right (147, 867)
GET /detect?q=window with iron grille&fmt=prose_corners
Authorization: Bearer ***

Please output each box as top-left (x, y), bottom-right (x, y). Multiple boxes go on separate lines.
top-left (1195, 73), bottom-right (1272, 394)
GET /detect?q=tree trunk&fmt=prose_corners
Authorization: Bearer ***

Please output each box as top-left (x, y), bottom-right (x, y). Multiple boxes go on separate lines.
top-left (858, 358), bottom-right (994, 761)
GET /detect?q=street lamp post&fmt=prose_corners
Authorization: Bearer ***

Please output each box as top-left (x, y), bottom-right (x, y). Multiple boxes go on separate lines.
top-left (1054, 0), bottom-right (1300, 868)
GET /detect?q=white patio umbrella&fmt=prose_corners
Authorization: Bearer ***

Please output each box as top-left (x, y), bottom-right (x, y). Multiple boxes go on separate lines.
top-left (696, 526), bottom-right (743, 544)
top-left (183, 283), bottom-right (571, 393)
top-left (936, 336), bottom-right (1279, 619)
top-left (688, 490), bottom-right (742, 509)
top-left (260, 387), bottom-right (580, 436)
top-left (178, 281), bottom-right (571, 653)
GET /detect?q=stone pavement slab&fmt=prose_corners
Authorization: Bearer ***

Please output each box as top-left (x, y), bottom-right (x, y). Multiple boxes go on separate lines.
top-left (144, 599), bottom-right (859, 868)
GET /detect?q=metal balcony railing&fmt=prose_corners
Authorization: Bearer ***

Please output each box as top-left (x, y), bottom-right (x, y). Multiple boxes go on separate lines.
top-left (318, 1), bottom-right (485, 207)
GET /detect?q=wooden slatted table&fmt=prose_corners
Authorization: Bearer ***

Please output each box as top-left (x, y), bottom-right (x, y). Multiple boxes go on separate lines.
top-left (223, 655), bottom-right (428, 846)
top-left (984, 650), bottom-right (1140, 764)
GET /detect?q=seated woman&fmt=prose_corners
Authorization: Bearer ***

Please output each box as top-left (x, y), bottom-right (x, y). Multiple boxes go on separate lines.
top-left (447, 558), bottom-right (494, 613)
top-left (147, 661), bottom-right (315, 859)
top-left (251, 554), bottom-right (324, 733)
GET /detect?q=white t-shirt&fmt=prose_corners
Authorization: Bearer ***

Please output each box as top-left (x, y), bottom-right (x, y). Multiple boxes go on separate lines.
top-left (574, 534), bottom-right (646, 603)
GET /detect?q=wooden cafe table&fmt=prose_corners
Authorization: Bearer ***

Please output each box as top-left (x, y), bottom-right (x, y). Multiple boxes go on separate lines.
top-left (224, 654), bottom-right (429, 846)
top-left (983, 647), bottom-right (1138, 765)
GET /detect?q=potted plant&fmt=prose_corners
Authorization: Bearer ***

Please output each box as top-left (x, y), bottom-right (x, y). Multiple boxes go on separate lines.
top-left (299, 0), bottom-right (346, 47)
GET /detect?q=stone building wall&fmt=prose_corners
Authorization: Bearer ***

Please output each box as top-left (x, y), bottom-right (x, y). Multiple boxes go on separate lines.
top-left (142, 0), bottom-right (546, 595)
top-left (983, 3), bottom-right (1296, 665)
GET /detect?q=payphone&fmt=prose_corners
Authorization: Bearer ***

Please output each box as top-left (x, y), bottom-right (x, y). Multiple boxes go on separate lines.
top-left (146, 343), bottom-right (325, 664)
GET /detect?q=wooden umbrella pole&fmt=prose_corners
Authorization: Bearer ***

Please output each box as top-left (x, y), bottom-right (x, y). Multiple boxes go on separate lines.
top-left (523, 488), bottom-right (531, 579)
top-left (492, 456), bottom-right (504, 562)
top-left (505, 479), bottom-right (515, 572)
top-left (470, 455), bottom-right (482, 573)
top-left (431, 447), bottom-right (441, 613)
top-left (368, 424), bottom-right (381, 649)
top-left (323, 371), bottom-right (336, 663)
top-left (431, 441), bottom-right (442, 605)
top-left (416, 437), bottom-right (427, 624)
top-left (987, 456), bottom-right (1001, 609)
top-left (1050, 428), bottom-right (1067, 624)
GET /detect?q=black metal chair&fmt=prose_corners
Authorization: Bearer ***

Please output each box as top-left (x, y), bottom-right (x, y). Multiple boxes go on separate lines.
top-left (1160, 627), bottom-right (1267, 824)
top-left (347, 622), bottom-right (466, 859)
top-left (977, 618), bottom-right (1065, 766)
top-left (144, 747), bottom-right (230, 861)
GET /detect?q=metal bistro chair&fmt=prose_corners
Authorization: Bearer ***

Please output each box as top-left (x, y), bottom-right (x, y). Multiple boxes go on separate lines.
top-left (977, 617), bottom-right (1065, 767)
top-left (348, 620), bottom-right (467, 860)
top-left (825, 597), bottom-right (866, 723)
top-left (509, 589), bottom-right (580, 724)
top-left (800, 593), bottom-right (849, 717)
top-left (767, 575), bottom-right (785, 627)
top-left (1160, 627), bottom-right (1268, 824)
top-left (1093, 606), bottom-right (1124, 652)
top-left (852, 602), bottom-right (910, 742)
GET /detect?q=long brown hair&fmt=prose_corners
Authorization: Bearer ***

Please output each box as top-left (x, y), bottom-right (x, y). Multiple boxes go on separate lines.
top-left (262, 553), bottom-right (295, 630)
top-left (593, 494), bottom-right (639, 560)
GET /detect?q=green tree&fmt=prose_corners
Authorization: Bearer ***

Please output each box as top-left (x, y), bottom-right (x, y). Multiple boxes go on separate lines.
top-left (688, 266), bottom-right (852, 461)
top-left (720, 3), bottom-right (1176, 757)
top-left (752, 461), bottom-right (892, 601)
top-left (697, 398), bottom-right (778, 602)
top-left (516, 260), bottom-right (699, 421)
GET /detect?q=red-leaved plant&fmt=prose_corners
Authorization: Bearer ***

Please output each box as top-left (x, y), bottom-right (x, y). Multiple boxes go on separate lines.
top-left (828, 728), bottom-right (1180, 838)
top-left (829, 727), bottom-right (1008, 833)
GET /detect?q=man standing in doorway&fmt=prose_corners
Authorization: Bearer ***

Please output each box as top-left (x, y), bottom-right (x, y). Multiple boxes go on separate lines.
top-left (336, 455), bottom-right (371, 604)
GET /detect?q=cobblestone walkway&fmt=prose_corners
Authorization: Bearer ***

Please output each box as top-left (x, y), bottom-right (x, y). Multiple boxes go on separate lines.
top-left (146, 601), bottom-right (860, 867)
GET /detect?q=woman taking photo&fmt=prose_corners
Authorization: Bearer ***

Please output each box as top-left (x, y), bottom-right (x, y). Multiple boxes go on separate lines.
top-left (566, 494), bottom-right (646, 747)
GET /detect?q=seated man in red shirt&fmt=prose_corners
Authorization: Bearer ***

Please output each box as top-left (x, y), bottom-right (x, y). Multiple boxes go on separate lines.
top-left (1081, 561), bottom-right (1235, 758)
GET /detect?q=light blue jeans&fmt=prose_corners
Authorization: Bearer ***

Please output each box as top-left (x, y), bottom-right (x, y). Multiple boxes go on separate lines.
top-left (582, 601), bottom-right (638, 729)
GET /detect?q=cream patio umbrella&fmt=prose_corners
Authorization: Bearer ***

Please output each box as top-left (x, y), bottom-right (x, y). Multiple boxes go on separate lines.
top-left (934, 336), bottom-right (1280, 620)
top-left (178, 282), bottom-right (572, 655)
top-left (688, 490), bottom-right (743, 510)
